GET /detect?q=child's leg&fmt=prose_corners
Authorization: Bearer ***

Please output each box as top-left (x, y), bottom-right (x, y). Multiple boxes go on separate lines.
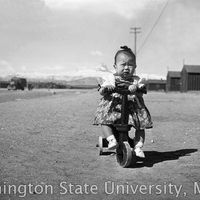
top-left (101, 125), bottom-right (117, 150)
top-left (135, 129), bottom-right (145, 148)
top-left (101, 125), bottom-right (114, 138)
top-left (134, 129), bottom-right (145, 158)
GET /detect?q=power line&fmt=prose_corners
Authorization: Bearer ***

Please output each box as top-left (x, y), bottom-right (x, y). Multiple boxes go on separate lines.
top-left (137, 0), bottom-right (170, 54)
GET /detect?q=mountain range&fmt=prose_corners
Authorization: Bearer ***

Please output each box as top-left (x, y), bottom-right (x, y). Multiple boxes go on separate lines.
top-left (0, 67), bottom-right (166, 86)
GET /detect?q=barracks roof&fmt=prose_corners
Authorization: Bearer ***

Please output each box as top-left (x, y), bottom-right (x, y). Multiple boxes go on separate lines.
top-left (167, 71), bottom-right (181, 78)
top-left (146, 79), bottom-right (166, 84)
top-left (182, 65), bottom-right (200, 73)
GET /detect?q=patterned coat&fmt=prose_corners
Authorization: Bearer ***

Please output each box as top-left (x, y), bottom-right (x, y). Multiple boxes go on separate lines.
top-left (93, 74), bottom-right (153, 130)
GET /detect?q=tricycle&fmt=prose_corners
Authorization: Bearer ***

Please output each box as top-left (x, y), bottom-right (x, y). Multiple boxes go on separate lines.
top-left (97, 85), bottom-right (147, 168)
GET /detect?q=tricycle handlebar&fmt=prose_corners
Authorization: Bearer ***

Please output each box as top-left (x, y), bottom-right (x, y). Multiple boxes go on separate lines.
top-left (112, 87), bottom-right (131, 95)
top-left (100, 86), bottom-right (147, 95)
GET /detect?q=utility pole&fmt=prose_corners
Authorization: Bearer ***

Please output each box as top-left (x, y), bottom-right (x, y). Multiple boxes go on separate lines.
top-left (183, 58), bottom-right (185, 66)
top-left (130, 27), bottom-right (141, 61)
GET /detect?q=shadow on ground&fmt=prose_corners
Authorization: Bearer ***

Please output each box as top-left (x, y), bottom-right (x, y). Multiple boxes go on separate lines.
top-left (130, 148), bottom-right (198, 168)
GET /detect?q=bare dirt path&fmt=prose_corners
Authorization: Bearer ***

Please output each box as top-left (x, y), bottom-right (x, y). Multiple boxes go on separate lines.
top-left (0, 90), bottom-right (199, 200)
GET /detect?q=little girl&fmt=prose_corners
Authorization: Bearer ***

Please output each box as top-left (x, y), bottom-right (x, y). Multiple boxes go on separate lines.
top-left (93, 46), bottom-right (153, 158)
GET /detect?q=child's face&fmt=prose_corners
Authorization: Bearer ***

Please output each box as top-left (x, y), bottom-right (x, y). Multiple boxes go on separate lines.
top-left (114, 52), bottom-right (136, 79)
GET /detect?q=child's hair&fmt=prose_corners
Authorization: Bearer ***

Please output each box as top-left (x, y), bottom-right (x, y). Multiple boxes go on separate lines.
top-left (114, 46), bottom-right (136, 65)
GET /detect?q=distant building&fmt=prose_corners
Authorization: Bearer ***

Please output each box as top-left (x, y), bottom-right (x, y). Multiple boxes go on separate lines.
top-left (166, 71), bottom-right (181, 91)
top-left (0, 80), bottom-right (9, 88)
top-left (7, 77), bottom-right (27, 90)
top-left (181, 65), bottom-right (200, 92)
top-left (146, 79), bottom-right (166, 91)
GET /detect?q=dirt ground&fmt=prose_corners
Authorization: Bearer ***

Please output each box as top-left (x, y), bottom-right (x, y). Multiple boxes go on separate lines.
top-left (0, 89), bottom-right (199, 200)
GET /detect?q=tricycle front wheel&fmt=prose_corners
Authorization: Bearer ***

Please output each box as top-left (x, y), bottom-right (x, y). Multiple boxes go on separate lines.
top-left (116, 141), bottom-right (132, 167)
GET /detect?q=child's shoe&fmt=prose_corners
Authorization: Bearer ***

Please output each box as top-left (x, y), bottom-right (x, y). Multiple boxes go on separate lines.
top-left (134, 141), bottom-right (145, 158)
top-left (134, 147), bottom-right (145, 158)
top-left (107, 135), bottom-right (118, 150)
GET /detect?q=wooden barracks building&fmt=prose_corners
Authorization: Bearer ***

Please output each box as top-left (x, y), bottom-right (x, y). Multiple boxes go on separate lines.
top-left (146, 79), bottom-right (166, 91)
top-left (181, 65), bottom-right (200, 92)
top-left (166, 65), bottom-right (200, 92)
top-left (166, 71), bottom-right (181, 91)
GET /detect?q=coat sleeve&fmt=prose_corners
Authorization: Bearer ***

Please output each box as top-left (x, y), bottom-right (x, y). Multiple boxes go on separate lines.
top-left (101, 73), bottom-right (115, 87)
top-left (135, 76), bottom-right (146, 88)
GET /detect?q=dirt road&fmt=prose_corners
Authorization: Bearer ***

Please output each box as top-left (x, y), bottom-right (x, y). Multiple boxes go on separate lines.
top-left (0, 89), bottom-right (199, 200)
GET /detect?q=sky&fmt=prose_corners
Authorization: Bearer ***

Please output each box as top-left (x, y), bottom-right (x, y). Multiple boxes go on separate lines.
top-left (0, 0), bottom-right (200, 78)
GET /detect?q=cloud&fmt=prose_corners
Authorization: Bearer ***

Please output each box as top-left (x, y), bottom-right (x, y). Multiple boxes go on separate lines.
top-left (43, 0), bottom-right (164, 19)
top-left (90, 50), bottom-right (103, 56)
top-left (0, 60), bottom-right (15, 76)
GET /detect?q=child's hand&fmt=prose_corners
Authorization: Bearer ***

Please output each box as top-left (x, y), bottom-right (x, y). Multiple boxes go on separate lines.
top-left (128, 84), bottom-right (137, 93)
